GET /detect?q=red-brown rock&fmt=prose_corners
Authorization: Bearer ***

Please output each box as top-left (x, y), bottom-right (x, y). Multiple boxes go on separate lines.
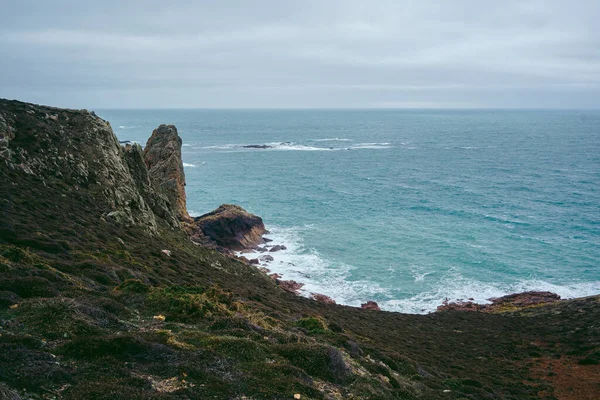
top-left (361, 301), bottom-right (381, 311)
top-left (436, 291), bottom-right (561, 313)
top-left (194, 204), bottom-right (266, 251)
top-left (311, 293), bottom-right (337, 305)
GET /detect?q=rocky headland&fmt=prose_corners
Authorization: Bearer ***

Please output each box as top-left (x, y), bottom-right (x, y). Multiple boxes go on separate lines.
top-left (0, 99), bottom-right (598, 399)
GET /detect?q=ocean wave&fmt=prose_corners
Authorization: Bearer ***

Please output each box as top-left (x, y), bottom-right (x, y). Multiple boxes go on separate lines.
top-left (183, 163), bottom-right (197, 168)
top-left (381, 274), bottom-right (600, 314)
top-left (309, 138), bottom-right (353, 142)
top-left (240, 226), bottom-right (387, 305)
top-left (350, 142), bottom-right (392, 149)
top-left (200, 142), bottom-right (340, 151)
top-left (241, 227), bottom-right (600, 314)
top-left (199, 141), bottom-right (393, 152)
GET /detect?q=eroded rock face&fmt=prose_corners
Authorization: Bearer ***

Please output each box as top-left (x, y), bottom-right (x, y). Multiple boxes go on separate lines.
top-left (0, 99), bottom-right (158, 233)
top-left (143, 124), bottom-right (189, 222)
top-left (194, 204), bottom-right (266, 250)
top-left (123, 143), bottom-right (179, 228)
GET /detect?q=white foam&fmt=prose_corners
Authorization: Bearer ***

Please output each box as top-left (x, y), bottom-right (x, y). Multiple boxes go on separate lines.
top-left (350, 142), bottom-right (392, 150)
top-left (200, 142), bottom-right (339, 152)
top-left (310, 138), bottom-right (353, 142)
top-left (240, 226), bottom-right (387, 306)
top-left (241, 228), bottom-right (600, 315)
top-left (381, 273), bottom-right (600, 314)
top-left (183, 163), bottom-right (196, 168)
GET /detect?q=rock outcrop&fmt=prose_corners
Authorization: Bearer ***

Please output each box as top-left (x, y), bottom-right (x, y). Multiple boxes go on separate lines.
top-left (436, 291), bottom-right (561, 313)
top-left (123, 143), bottom-right (180, 228)
top-left (143, 124), bottom-right (189, 222)
top-left (361, 301), bottom-right (381, 311)
top-left (0, 100), bottom-right (159, 233)
top-left (194, 204), bottom-right (266, 251)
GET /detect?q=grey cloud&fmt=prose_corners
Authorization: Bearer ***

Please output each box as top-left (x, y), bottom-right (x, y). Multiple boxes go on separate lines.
top-left (0, 0), bottom-right (599, 108)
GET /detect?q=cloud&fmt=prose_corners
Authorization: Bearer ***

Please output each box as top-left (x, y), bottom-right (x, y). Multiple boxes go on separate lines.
top-left (0, 0), bottom-right (598, 108)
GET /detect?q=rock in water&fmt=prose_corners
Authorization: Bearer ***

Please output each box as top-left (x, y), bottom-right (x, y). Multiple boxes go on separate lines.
top-left (194, 204), bottom-right (266, 250)
top-left (143, 124), bottom-right (189, 221)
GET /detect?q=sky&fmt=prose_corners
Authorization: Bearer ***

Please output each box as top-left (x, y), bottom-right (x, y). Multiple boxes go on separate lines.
top-left (1, 0), bottom-right (599, 109)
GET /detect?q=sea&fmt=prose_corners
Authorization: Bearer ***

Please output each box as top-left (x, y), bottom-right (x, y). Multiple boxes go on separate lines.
top-left (98, 109), bottom-right (600, 314)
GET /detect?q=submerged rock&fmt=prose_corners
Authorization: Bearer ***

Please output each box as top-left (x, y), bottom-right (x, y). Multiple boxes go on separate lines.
top-left (194, 204), bottom-right (266, 251)
top-left (242, 144), bottom-right (273, 149)
top-left (268, 245), bottom-right (287, 252)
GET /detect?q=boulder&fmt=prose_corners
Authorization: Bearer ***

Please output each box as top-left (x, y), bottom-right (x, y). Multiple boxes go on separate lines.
top-left (194, 204), bottom-right (266, 251)
top-left (259, 255), bottom-right (274, 263)
top-left (143, 124), bottom-right (189, 222)
top-left (361, 301), bottom-right (381, 311)
top-left (269, 245), bottom-right (287, 252)
top-left (311, 293), bottom-right (336, 305)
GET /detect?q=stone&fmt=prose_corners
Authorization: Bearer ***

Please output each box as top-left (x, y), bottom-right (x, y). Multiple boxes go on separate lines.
top-left (268, 245), bottom-right (287, 252)
top-left (311, 293), bottom-right (336, 305)
top-left (361, 301), bottom-right (381, 311)
top-left (259, 255), bottom-right (274, 263)
top-left (194, 204), bottom-right (266, 251)
top-left (276, 279), bottom-right (304, 294)
top-left (143, 124), bottom-right (189, 222)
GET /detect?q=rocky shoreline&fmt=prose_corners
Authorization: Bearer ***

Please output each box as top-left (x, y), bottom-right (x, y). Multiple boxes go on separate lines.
top-left (130, 121), bottom-right (574, 315)
top-left (2, 98), bottom-right (598, 399)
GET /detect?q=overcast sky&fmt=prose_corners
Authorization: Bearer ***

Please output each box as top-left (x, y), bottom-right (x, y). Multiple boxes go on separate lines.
top-left (1, 0), bottom-right (599, 109)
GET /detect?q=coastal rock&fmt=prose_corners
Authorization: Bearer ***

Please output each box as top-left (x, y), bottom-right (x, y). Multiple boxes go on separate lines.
top-left (248, 258), bottom-right (260, 265)
top-left (194, 204), bottom-right (266, 250)
top-left (242, 144), bottom-right (272, 149)
top-left (436, 291), bottom-right (561, 313)
top-left (143, 124), bottom-right (189, 222)
top-left (259, 255), bottom-right (274, 263)
top-left (361, 301), bottom-right (381, 311)
top-left (311, 293), bottom-right (337, 305)
top-left (123, 143), bottom-right (179, 228)
top-left (268, 245), bottom-right (287, 252)
top-left (277, 279), bottom-right (304, 294)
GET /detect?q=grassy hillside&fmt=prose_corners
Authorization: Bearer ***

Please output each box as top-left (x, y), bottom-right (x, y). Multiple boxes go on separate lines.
top-left (0, 99), bottom-right (598, 399)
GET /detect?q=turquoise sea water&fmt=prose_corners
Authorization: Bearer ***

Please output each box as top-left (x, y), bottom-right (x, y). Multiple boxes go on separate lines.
top-left (99, 109), bottom-right (600, 313)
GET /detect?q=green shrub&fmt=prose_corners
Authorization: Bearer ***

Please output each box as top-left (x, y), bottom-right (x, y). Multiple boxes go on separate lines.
top-left (115, 279), bottom-right (149, 293)
top-left (296, 316), bottom-right (328, 334)
top-left (1, 246), bottom-right (33, 264)
top-left (146, 285), bottom-right (236, 322)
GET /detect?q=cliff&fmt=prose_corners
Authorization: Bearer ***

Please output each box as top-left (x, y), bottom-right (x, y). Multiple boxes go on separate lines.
top-left (0, 99), bottom-right (598, 400)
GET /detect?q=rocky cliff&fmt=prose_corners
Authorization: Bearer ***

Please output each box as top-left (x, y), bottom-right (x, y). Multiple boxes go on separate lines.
top-left (1, 99), bottom-right (598, 400)
top-left (143, 124), bottom-right (190, 222)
